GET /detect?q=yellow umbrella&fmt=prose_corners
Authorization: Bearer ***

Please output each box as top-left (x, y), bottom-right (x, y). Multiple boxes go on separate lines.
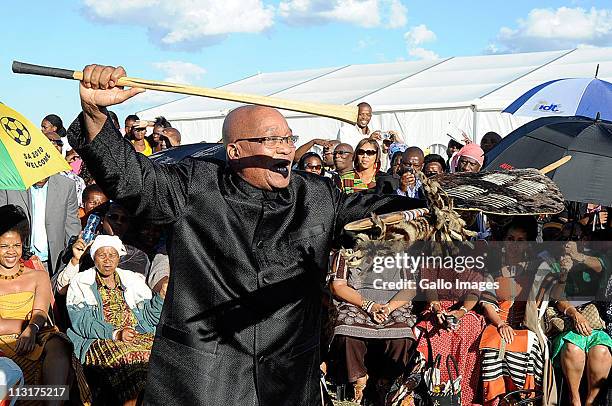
top-left (0, 102), bottom-right (70, 190)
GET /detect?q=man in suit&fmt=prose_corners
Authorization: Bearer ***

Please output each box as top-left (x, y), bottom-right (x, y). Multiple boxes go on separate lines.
top-left (376, 147), bottom-right (426, 198)
top-left (68, 64), bottom-right (425, 405)
top-left (0, 173), bottom-right (81, 275)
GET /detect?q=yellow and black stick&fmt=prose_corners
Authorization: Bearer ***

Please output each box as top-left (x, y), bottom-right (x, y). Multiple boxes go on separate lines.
top-left (12, 61), bottom-right (359, 124)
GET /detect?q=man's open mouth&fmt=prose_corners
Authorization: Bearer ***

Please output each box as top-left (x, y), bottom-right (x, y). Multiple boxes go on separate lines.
top-left (272, 160), bottom-right (291, 175)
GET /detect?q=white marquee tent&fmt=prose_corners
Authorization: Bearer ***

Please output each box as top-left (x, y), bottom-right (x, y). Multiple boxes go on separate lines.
top-left (137, 47), bottom-right (612, 152)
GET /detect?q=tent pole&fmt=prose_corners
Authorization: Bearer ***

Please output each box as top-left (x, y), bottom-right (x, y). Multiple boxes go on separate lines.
top-left (472, 104), bottom-right (478, 143)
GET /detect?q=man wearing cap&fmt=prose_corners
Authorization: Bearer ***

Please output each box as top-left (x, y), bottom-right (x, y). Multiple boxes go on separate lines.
top-left (131, 120), bottom-right (153, 156)
top-left (454, 143), bottom-right (485, 173)
top-left (67, 64), bottom-right (425, 406)
top-left (453, 143), bottom-right (490, 239)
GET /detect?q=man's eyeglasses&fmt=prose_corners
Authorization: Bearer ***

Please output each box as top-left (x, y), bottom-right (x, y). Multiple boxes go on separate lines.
top-left (333, 151), bottom-right (353, 157)
top-left (356, 149), bottom-right (377, 156)
top-left (235, 135), bottom-right (298, 148)
top-left (49, 139), bottom-right (64, 146)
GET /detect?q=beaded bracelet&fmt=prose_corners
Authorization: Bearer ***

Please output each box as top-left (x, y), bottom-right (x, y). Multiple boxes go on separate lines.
top-left (361, 300), bottom-right (375, 313)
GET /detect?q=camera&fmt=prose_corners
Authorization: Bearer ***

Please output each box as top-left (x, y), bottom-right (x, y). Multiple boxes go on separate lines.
top-left (397, 166), bottom-right (415, 177)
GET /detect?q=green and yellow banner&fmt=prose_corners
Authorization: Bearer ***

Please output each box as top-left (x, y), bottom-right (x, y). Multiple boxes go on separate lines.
top-left (0, 102), bottom-right (70, 190)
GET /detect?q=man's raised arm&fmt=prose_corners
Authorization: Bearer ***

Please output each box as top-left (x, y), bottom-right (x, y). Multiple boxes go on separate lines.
top-left (68, 65), bottom-right (191, 224)
top-left (80, 65), bottom-right (144, 143)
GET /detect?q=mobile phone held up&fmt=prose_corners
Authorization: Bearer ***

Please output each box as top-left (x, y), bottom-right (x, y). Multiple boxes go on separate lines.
top-left (82, 214), bottom-right (101, 244)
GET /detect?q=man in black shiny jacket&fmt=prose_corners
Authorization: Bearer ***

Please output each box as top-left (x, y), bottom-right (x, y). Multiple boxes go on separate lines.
top-left (68, 64), bottom-right (425, 406)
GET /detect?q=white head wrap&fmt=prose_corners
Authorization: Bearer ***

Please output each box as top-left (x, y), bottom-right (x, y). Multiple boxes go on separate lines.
top-left (90, 235), bottom-right (127, 260)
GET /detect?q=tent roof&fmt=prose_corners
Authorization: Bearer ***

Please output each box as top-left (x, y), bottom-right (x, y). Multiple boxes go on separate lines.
top-left (138, 47), bottom-right (612, 120)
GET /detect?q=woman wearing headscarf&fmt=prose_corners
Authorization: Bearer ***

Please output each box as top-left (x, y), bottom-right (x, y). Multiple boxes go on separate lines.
top-left (67, 235), bottom-right (164, 406)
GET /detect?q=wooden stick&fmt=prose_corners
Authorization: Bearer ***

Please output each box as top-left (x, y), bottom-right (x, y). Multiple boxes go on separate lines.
top-left (12, 61), bottom-right (359, 124)
top-left (539, 155), bottom-right (571, 175)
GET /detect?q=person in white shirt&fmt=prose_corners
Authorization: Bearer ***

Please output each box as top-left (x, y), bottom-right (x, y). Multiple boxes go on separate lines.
top-left (337, 102), bottom-right (375, 148)
top-left (337, 103), bottom-right (404, 172)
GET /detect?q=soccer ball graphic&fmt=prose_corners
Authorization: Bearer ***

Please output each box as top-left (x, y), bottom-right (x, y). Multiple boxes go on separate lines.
top-left (1, 116), bottom-right (31, 146)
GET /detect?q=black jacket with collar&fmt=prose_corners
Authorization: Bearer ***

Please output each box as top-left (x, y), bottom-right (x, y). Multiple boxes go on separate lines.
top-left (69, 115), bottom-right (424, 406)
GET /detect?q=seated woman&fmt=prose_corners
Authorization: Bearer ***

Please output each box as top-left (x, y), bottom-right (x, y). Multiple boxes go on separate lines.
top-left (415, 264), bottom-right (485, 405)
top-left (479, 217), bottom-right (558, 406)
top-left (0, 204), bottom-right (90, 406)
top-left (553, 299), bottom-right (612, 406)
top-left (550, 239), bottom-right (611, 406)
top-left (54, 202), bottom-right (151, 295)
top-left (329, 250), bottom-right (417, 404)
top-left (67, 235), bottom-right (164, 406)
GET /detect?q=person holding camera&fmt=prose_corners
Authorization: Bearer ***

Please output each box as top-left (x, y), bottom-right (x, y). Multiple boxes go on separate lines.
top-left (375, 130), bottom-right (401, 172)
top-left (375, 147), bottom-right (425, 199)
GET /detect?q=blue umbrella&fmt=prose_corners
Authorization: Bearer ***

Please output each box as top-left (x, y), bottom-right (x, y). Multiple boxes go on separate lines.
top-left (503, 72), bottom-right (612, 121)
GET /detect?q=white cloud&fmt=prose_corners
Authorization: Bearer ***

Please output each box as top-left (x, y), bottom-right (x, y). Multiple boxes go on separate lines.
top-left (403, 24), bottom-right (438, 60)
top-left (404, 24), bottom-right (436, 46)
top-left (484, 43), bottom-right (500, 54)
top-left (387, 0), bottom-right (407, 29)
top-left (82, 0), bottom-right (275, 50)
top-left (408, 47), bottom-right (439, 60)
top-left (151, 61), bottom-right (207, 84)
top-left (494, 7), bottom-right (612, 53)
top-left (279, 0), bottom-right (406, 28)
top-left (355, 36), bottom-right (376, 50)
top-left (122, 61), bottom-right (207, 109)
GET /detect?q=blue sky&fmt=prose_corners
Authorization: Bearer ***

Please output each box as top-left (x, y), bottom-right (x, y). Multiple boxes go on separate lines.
top-left (2, 0), bottom-right (611, 129)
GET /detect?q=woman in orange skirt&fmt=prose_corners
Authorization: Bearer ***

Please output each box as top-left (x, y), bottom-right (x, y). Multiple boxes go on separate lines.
top-left (479, 217), bottom-right (555, 406)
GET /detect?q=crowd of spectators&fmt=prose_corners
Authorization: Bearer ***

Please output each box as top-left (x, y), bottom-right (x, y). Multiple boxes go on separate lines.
top-left (0, 104), bottom-right (609, 406)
